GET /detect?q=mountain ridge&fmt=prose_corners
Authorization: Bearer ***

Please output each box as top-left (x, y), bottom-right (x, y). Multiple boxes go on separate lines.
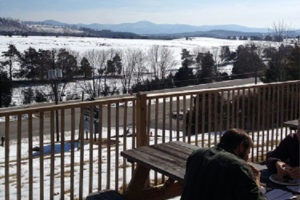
top-left (34, 19), bottom-right (270, 35)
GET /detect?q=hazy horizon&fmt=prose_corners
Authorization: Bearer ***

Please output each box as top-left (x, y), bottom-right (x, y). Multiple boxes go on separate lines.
top-left (0, 0), bottom-right (299, 29)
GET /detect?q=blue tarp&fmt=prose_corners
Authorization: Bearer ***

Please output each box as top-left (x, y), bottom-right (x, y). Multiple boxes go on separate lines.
top-left (33, 141), bottom-right (86, 156)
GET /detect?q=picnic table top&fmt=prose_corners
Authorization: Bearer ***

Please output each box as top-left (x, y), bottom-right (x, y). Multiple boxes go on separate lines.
top-left (121, 141), bottom-right (199, 182)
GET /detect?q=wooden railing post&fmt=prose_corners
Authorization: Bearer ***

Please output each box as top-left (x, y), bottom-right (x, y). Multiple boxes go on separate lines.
top-left (136, 93), bottom-right (148, 147)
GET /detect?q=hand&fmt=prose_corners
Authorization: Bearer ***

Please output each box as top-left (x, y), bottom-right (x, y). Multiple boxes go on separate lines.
top-left (286, 167), bottom-right (300, 179)
top-left (275, 161), bottom-right (289, 179)
top-left (248, 163), bottom-right (261, 187)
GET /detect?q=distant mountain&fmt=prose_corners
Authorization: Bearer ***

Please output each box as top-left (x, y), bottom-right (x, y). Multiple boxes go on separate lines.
top-left (60, 20), bottom-right (269, 35)
top-left (0, 17), bottom-right (145, 39)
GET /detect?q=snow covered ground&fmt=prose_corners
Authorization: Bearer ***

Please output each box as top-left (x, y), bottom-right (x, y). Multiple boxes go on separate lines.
top-left (0, 125), bottom-right (288, 199)
top-left (0, 35), bottom-right (279, 107)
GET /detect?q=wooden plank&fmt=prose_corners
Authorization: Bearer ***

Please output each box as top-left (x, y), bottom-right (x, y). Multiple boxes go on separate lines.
top-left (214, 92), bottom-right (218, 145)
top-left (251, 88), bottom-right (256, 162)
top-left (115, 102), bottom-right (119, 191)
top-left (61, 109), bottom-right (65, 200)
top-left (176, 95), bottom-right (180, 141)
top-left (271, 86), bottom-right (275, 149)
top-left (39, 111), bottom-right (44, 200)
top-left (169, 96), bottom-right (173, 142)
top-left (208, 92), bottom-right (212, 147)
top-left (132, 100), bottom-right (136, 176)
top-left (285, 85), bottom-right (290, 137)
top-left (17, 114), bottom-right (22, 200)
top-left (201, 93), bottom-right (205, 147)
top-left (236, 90), bottom-right (240, 128)
top-left (28, 113), bottom-right (33, 200)
top-left (123, 101), bottom-right (127, 190)
top-left (195, 94), bottom-right (199, 146)
top-left (226, 90), bottom-right (230, 130)
top-left (256, 88), bottom-right (261, 162)
top-left (122, 149), bottom-right (186, 182)
top-left (162, 98), bottom-right (166, 144)
top-left (79, 106), bottom-right (84, 199)
top-left (70, 108), bottom-right (75, 200)
top-left (241, 89), bottom-right (245, 130)
top-left (154, 98), bottom-right (158, 185)
top-left (152, 142), bottom-right (196, 159)
top-left (182, 95), bottom-right (186, 143)
top-left (261, 87), bottom-right (266, 161)
top-left (280, 85), bottom-right (284, 141)
top-left (50, 111), bottom-right (54, 200)
top-left (266, 86), bottom-right (271, 153)
top-left (231, 89), bottom-right (235, 128)
top-left (5, 116), bottom-right (9, 200)
top-left (276, 86), bottom-right (280, 146)
top-left (188, 95), bottom-right (193, 143)
top-left (155, 98), bottom-right (159, 145)
top-left (219, 91), bottom-right (224, 142)
top-left (147, 99), bottom-right (151, 142)
top-left (98, 104), bottom-right (103, 191)
top-left (107, 104), bottom-right (111, 189)
top-left (290, 84), bottom-right (294, 122)
top-left (89, 105), bottom-right (94, 194)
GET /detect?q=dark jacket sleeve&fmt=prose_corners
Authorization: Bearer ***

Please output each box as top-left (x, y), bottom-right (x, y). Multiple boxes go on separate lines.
top-left (266, 137), bottom-right (291, 173)
top-left (233, 163), bottom-right (266, 200)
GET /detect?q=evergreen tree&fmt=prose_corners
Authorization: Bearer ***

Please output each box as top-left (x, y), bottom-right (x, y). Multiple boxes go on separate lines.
top-left (1, 44), bottom-right (21, 81)
top-left (198, 52), bottom-right (215, 83)
top-left (35, 89), bottom-right (47, 102)
top-left (181, 49), bottom-right (194, 68)
top-left (232, 44), bottom-right (265, 79)
top-left (174, 66), bottom-right (195, 87)
top-left (80, 57), bottom-right (92, 78)
top-left (286, 45), bottom-right (300, 80)
top-left (220, 46), bottom-right (231, 62)
top-left (113, 53), bottom-right (122, 75)
top-left (0, 71), bottom-right (12, 107)
top-left (22, 88), bottom-right (34, 104)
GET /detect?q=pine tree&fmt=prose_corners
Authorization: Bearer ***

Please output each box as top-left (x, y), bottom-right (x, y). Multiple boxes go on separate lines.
top-left (1, 44), bottom-right (21, 81)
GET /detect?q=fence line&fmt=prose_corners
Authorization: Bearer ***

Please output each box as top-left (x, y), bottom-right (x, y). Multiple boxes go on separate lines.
top-left (0, 80), bottom-right (299, 199)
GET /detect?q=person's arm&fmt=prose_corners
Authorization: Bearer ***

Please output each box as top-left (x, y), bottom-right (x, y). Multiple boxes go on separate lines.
top-left (266, 137), bottom-right (290, 173)
top-left (234, 164), bottom-right (266, 200)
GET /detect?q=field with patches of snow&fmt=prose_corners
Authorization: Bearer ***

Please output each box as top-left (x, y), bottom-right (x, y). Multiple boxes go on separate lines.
top-left (0, 125), bottom-right (290, 199)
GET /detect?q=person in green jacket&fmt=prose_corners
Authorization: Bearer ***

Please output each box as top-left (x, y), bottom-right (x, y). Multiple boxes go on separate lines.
top-left (181, 128), bottom-right (266, 200)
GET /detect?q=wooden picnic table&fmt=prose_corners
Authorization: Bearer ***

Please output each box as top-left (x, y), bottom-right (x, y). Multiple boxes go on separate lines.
top-left (121, 141), bottom-right (199, 200)
top-left (121, 141), bottom-right (298, 200)
top-left (284, 120), bottom-right (299, 131)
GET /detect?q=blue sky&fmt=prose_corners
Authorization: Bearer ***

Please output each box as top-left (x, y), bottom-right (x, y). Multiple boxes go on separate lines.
top-left (1, 0), bottom-right (300, 28)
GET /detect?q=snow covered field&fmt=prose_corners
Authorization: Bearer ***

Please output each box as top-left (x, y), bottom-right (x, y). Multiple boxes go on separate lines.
top-left (0, 35), bottom-right (279, 107)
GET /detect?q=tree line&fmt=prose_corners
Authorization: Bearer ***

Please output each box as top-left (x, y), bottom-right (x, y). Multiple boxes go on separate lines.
top-left (0, 42), bottom-right (299, 108)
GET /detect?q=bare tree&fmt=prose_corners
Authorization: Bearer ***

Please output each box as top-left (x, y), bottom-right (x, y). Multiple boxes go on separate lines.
top-left (81, 49), bottom-right (115, 98)
top-left (158, 47), bottom-right (177, 80)
top-left (272, 20), bottom-right (290, 42)
top-left (148, 45), bottom-right (160, 78)
top-left (121, 49), bottom-right (138, 93)
top-left (133, 49), bottom-right (147, 83)
top-left (148, 45), bottom-right (176, 80)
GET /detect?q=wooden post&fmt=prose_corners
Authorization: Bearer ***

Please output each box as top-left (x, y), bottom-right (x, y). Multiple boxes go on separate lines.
top-left (126, 93), bottom-right (148, 199)
top-left (136, 93), bottom-right (148, 147)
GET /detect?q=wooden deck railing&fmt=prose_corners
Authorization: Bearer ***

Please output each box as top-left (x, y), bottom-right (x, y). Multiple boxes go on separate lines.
top-left (0, 80), bottom-right (299, 199)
